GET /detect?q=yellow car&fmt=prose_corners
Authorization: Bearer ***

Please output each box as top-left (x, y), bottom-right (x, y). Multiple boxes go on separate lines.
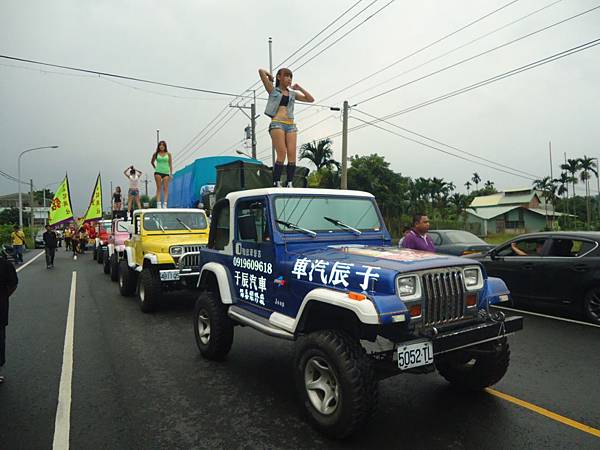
top-left (118, 208), bottom-right (209, 312)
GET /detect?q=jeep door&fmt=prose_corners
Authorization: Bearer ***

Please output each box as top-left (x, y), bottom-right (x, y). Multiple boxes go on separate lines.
top-left (232, 197), bottom-right (275, 316)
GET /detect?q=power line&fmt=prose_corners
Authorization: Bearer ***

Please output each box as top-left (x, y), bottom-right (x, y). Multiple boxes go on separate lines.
top-left (311, 0), bottom-right (523, 107)
top-left (0, 54), bottom-right (257, 99)
top-left (357, 4), bottom-right (600, 105)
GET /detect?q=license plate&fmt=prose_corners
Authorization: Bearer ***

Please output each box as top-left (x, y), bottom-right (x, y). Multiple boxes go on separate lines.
top-left (397, 340), bottom-right (434, 370)
top-left (159, 270), bottom-right (180, 281)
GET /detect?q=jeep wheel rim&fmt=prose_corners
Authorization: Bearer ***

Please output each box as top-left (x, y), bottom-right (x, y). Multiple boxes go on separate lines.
top-left (304, 356), bottom-right (340, 416)
top-left (139, 283), bottom-right (145, 302)
top-left (197, 310), bottom-right (210, 344)
top-left (587, 290), bottom-right (600, 322)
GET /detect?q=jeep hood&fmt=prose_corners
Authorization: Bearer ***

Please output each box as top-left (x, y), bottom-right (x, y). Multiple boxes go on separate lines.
top-left (142, 233), bottom-right (208, 254)
top-left (289, 245), bottom-right (476, 272)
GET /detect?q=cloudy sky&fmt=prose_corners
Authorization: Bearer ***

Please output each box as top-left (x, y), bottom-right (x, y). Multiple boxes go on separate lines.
top-left (1, 0), bottom-right (599, 214)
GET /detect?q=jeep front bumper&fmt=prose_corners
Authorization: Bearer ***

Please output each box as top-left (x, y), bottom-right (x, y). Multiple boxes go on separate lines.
top-left (158, 251), bottom-right (202, 282)
top-left (432, 315), bottom-right (523, 355)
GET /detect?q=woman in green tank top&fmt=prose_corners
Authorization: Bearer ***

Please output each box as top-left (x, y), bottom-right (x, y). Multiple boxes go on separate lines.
top-left (151, 140), bottom-right (173, 208)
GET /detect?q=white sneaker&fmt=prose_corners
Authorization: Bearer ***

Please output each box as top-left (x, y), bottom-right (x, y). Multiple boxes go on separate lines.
top-left (73, 255), bottom-right (77, 261)
top-left (274, 181), bottom-right (282, 187)
top-left (287, 182), bottom-right (293, 188)
top-left (163, 203), bottom-right (167, 209)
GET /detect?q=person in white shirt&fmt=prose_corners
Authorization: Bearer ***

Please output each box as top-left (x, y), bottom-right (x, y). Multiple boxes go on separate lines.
top-left (124, 165), bottom-right (143, 215)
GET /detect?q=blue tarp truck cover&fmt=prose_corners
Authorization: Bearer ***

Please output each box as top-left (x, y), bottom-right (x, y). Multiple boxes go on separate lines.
top-left (169, 156), bottom-right (261, 208)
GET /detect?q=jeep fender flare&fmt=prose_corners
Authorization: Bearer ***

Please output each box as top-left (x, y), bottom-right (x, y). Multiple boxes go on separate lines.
top-left (198, 262), bottom-right (234, 304)
top-left (107, 243), bottom-right (114, 257)
top-left (124, 247), bottom-right (138, 270)
top-left (270, 288), bottom-right (380, 334)
top-left (143, 253), bottom-right (158, 266)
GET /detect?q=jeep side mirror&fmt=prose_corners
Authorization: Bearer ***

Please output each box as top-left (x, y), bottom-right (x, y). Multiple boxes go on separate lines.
top-left (239, 215), bottom-right (258, 241)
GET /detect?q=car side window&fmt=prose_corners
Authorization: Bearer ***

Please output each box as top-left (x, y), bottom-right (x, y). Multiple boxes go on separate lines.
top-left (429, 232), bottom-right (442, 245)
top-left (497, 238), bottom-right (547, 257)
top-left (236, 199), bottom-right (270, 243)
top-left (208, 201), bottom-right (230, 251)
top-left (548, 239), bottom-right (596, 257)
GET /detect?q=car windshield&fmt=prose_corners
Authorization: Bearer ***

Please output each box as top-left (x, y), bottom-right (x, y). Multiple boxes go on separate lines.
top-left (116, 222), bottom-right (130, 233)
top-left (444, 230), bottom-right (487, 244)
top-left (101, 222), bottom-right (112, 231)
top-left (143, 212), bottom-right (207, 231)
top-left (274, 195), bottom-right (382, 234)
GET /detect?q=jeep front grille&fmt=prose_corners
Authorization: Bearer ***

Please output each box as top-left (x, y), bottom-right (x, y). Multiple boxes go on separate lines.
top-left (177, 245), bottom-right (204, 269)
top-left (421, 269), bottom-right (465, 326)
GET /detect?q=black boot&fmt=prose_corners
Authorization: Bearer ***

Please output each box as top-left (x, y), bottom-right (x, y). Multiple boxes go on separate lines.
top-left (273, 162), bottom-right (284, 187)
top-left (286, 163), bottom-right (296, 187)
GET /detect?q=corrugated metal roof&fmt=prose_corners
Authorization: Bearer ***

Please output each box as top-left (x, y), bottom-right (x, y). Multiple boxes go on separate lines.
top-left (466, 206), bottom-right (519, 219)
top-left (498, 192), bottom-right (536, 205)
top-left (469, 193), bottom-right (503, 207)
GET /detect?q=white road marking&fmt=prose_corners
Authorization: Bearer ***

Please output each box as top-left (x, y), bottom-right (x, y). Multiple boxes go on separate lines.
top-left (52, 271), bottom-right (77, 450)
top-left (15, 250), bottom-right (45, 273)
top-left (492, 305), bottom-right (600, 329)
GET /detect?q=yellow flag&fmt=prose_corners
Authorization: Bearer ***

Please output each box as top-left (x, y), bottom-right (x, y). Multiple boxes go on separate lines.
top-left (49, 175), bottom-right (74, 226)
top-left (83, 173), bottom-right (103, 223)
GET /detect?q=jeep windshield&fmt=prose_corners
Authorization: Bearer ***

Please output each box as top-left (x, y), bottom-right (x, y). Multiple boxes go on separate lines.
top-left (143, 212), bottom-right (207, 232)
top-left (274, 195), bottom-right (382, 234)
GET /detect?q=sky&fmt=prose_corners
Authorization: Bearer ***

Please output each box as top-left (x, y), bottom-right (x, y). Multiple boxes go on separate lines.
top-left (1, 0), bottom-right (599, 214)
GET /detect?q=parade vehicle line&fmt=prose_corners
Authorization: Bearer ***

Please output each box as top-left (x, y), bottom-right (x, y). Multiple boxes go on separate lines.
top-left (52, 271), bottom-right (77, 450)
top-left (15, 250), bottom-right (44, 273)
top-left (486, 388), bottom-right (600, 438)
top-left (492, 305), bottom-right (600, 329)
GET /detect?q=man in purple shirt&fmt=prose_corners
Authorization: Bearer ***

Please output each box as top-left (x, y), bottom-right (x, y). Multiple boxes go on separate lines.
top-left (401, 213), bottom-right (436, 252)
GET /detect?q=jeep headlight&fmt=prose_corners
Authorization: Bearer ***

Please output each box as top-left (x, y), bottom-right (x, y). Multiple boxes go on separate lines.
top-left (169, 246), bottom-right (184, 257)
top-left (396, 275), bottom-right (421, 300)
top-left (463, 267), bottom-right (483, 290)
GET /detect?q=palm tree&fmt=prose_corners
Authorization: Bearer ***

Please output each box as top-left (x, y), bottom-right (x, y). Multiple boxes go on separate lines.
top-left (464, 180), bottom-right (472, 194)
top-left (471, 172), bottom-right (481, 191)
top-left (484, 180), bottom-right (495, 190)
top-left (554, 172), bottom-right (570, 217)
top-left (561, 158), bottom-right (580, 206)
top-left (579, 156), bottom-right (598, 229)
top-left (299, 138), bottom-right (339, 171)
top-left (533, 176), bottom-right (557, 228)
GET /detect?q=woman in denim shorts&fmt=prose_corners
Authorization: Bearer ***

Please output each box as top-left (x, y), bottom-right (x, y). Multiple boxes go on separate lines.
top-left (259, 67), bottom-right (314, 186)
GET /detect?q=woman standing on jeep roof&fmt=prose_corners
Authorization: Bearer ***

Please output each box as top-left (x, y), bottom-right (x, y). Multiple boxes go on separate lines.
top-left (151, 140), bottom-right (173, 208)
top-left (259, 67), bottom-right (314, 187)
top-left (124, 165), bottom-right (143, 215)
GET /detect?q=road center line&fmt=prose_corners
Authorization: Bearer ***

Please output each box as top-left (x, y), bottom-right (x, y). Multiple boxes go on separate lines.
top-left (492, 305), bottom-right (600, 329)
top-left (486, 388), bottom-right (600, 438)
top-left (15, 250), bottom-right (45, 273)
top-left (52, 271), bottom-right (77, 450)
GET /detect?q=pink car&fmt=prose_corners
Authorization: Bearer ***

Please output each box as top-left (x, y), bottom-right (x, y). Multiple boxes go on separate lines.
top-left (104, 218), bottom-right (132, 281)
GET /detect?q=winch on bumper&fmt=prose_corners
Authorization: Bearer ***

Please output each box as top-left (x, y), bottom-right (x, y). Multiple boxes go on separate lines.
top-left (159, 251), bottom-right (203, 282)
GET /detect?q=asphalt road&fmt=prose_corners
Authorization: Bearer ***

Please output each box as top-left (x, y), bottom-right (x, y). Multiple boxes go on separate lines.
top-left (0, 249), bottom-right (599, 449)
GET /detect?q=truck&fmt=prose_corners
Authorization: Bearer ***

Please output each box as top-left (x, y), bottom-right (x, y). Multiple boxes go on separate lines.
top-left (191, 188), bottom-right (523, 438)
top-left (118, 208), bottom-right (209, 312)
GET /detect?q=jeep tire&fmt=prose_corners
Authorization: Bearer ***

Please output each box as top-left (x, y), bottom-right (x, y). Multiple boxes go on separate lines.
top-left (93, 246), bottom-right (98, 260)
top-left (110, 253), bottom-right (119, 282)
top-left (118, 260), bottom-right (138, 296)
top-left (97, 247), bottom-right (104, 264)
top-left (436, 338), bottom-right (510, 391)
top-left (293, 330), bottom-right (378, 439)
top-left (103, 252), bottom-right (111, 274)
top-left (193, 291), bottom-right (233, 360)
top-left (139, 268), bottom-right (161, 313)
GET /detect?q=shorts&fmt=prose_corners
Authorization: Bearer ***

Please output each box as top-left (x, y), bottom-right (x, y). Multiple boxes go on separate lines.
top-left (128, 189), bottom-right (139, 197)
top-left (154, 172), bottom-right (170, 179)
top-left (269, 121), bottom-right (297, 133)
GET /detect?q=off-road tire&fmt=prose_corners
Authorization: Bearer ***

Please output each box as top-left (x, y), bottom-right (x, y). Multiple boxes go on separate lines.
top-left (118, 260), bottom-right (138, 296)
top-left (110, 253), bottom-right (119, 281)
top-left (293, 330), bottom-right (378, 439)
top-left (436, 338), bottom-right (510, 391)
top-left (103, 252), bottom-right (111, 274)
top-left (193, 291), bottom-right (234, 360)
top-left (583, 288), bottom-right (600, 325)
top-left (138, 268), bottom-right (161, 313)
top-left (93, 246), bottom-right (98, 260)
top-left (97, 247), bottom-right (104, 264)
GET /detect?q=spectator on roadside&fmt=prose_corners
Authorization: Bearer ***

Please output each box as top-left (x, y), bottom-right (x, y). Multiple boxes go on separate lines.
top-left (402, 214), bottom-right (436, 253)
top-left (0, 248), bottom-right (18, 384)
top-left (10, 226), bottom-right (25, 265)
top-left (64, 227), bottom-right (72, 252)
top-left (42, 225), bottom-right (58, 269)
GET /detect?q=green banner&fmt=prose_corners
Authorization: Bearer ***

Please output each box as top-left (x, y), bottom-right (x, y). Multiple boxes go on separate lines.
top-left (83, 173), bottom-right (103, 223)
top-left (48, 175), bottom-right (74, 226)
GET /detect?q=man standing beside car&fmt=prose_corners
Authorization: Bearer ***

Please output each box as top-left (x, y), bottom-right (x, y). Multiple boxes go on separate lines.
top-left (402, 213), bottom-right (436, 253)
top-left (43, 225), bottom-right (58, 269)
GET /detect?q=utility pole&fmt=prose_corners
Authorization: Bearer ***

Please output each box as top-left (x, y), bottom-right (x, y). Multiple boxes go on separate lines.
top-left (341, 100), bottom-right (349, 190)
top-left (230, 89), bottom-right (258, 159)
top-left (30, 179), bottom-right (35, 242)
top-left (144, 174), bottom-right (149, 197)
top-left (269, 37), bottom-right (275, 166)
top-left (156, 129), bottom-right (160, 145)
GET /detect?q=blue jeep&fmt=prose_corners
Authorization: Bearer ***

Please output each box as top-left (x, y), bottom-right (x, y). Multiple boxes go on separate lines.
top-left (192, 188), bottom-right (523, 438)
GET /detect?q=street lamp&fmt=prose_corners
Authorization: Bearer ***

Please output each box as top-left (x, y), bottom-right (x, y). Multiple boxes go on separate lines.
top-left (18, 146), bottom-right (59, 229)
